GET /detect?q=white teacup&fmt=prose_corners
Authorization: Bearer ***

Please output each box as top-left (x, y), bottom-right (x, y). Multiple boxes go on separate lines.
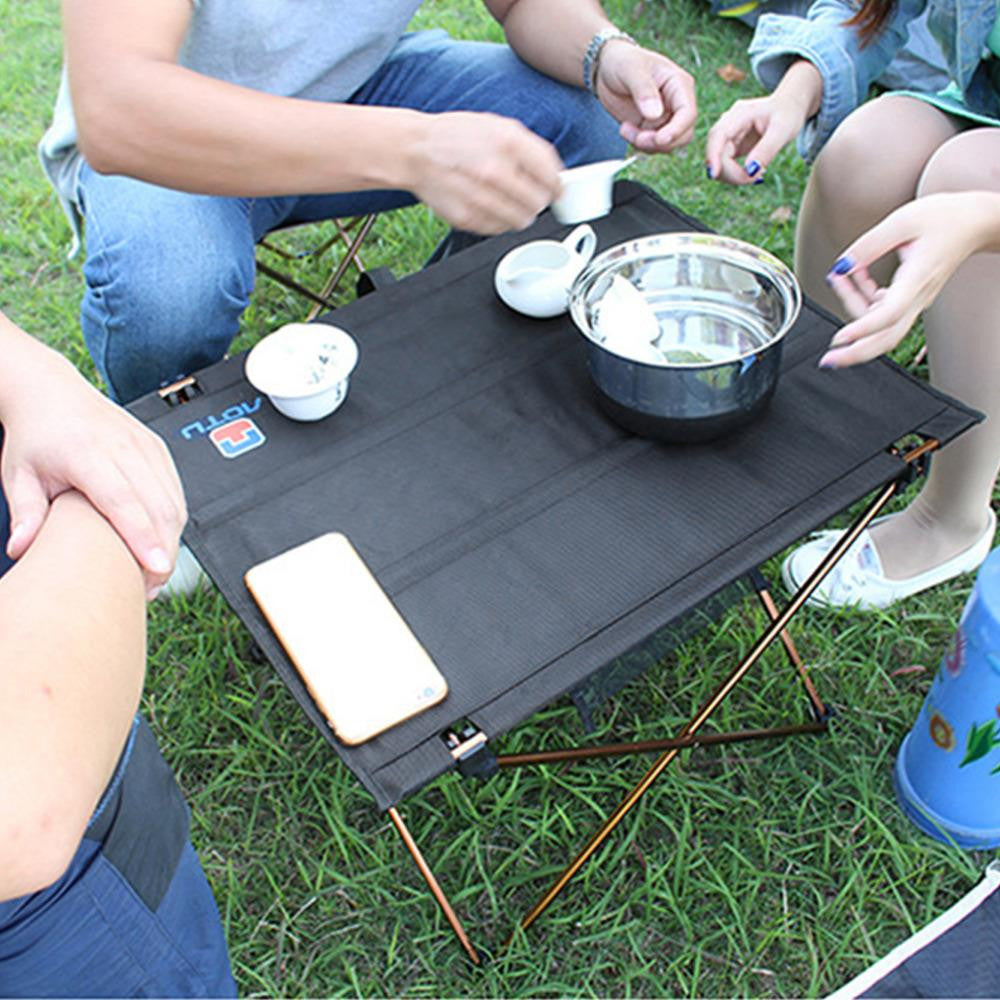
top-left (494, 224), bottom-right (598, 319)
top-left (245, 323), bottom-right (359, 421)
top-left (551, 156), bottom-right (636, 225)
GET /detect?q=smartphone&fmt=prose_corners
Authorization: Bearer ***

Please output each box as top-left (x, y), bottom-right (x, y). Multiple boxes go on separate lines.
top-left (244, 532), bottom-right (448, 745)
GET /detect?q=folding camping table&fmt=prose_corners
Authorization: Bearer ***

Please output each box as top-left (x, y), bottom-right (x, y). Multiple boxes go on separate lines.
top-left (129, 182), bottom-right (981, 962)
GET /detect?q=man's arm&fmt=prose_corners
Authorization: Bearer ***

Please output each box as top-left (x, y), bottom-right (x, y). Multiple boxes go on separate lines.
top-left (0, 490), bottom-right (146, 900)
top-left (63, 0), bottom-right (562, 233)
top-left (486, 0), bottom-right (614, 86)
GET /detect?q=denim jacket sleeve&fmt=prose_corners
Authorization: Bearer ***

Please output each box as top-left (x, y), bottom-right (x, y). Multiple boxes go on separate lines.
top-left (748, 0), bottom-right (929, 161)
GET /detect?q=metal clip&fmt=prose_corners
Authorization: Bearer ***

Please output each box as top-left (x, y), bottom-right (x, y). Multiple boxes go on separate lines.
top-left (443, 724), bottom-right (498, 781)
top-left (157, 375), bottom-right (202, 407)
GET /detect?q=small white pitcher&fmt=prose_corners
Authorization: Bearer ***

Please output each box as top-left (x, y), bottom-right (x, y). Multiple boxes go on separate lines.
top-left (494, 224), bottom-right (598, 319)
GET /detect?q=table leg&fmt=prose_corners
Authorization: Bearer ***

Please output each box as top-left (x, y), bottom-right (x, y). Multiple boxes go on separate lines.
top-left (387, 806), bottom-right (481, 965)
top-left (751, 570), bottom-right (828, 720)
top-left (508, 474), bottom-right (904, 942)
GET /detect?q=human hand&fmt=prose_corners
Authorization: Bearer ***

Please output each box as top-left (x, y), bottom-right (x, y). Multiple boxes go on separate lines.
top-left (410, 111), bottom-right (563, 234)
top-left (595, 41), bottom-right (696, 153)
top-left (0, 343), bottom-right (186, 597)
top-left (705, 92), bottom-right (806, 184)
top-left (705, 59), bottom-right (821, 184)
top-left (819, 193), bottom-right (994, 367)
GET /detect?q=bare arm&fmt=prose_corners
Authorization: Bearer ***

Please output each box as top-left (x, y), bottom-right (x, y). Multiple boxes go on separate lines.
top-left (63, 0), bottom-right (562, 232)
top-left (0, 491), bottom-right (146, 900)
top-left (64, 0), bottom-right (419, 195)
top-left (486, 0), bottom-right (613, 86)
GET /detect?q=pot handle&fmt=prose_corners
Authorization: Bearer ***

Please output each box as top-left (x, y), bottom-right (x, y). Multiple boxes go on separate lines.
top-left (562, 223), bottom-right (597, 268)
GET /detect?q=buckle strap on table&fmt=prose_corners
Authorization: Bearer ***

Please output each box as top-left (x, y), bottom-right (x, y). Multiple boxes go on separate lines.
top-left (157, 375), bottom-right (203, 408)
top-left (895, 436), bottom-right (939, 485)
top-left (444, 724), bottom-right (498, 781)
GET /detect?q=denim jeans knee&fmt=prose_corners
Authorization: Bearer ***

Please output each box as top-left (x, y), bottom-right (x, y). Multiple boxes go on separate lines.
top-left (77, 164), bottom-right (259, 404)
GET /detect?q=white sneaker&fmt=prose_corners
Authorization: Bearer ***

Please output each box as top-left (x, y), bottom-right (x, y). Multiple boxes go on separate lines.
top-left (158, 543), bottom-right (211, 599)
top-left (781, 509), bottom-right (997, 610)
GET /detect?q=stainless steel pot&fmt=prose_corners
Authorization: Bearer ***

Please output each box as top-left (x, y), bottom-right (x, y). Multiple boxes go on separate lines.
top-left (568, 233), bottom-right (802, 443)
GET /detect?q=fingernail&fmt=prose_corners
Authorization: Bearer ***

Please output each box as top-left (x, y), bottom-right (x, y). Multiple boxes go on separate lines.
top-left (147, 547), bottom-right (172, 574)
top-left (824, 273), bottom-right (833, 287)
top-left (818, 354), bottom-right (837, 369)
top-left (753, 174), bottom-right (765, 185)
top-left (705, 164), bottom-right (715, 180)
top-left (745, 160), bottom-right (761, 177)
top-left (831, 256), bottom-right (854, 276)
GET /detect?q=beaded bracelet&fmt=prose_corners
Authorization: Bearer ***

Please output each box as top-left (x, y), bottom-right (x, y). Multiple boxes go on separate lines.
top-left (582, 28), bottom-right (638, 96)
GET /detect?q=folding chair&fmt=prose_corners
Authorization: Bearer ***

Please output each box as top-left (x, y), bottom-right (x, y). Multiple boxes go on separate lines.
top-left (256, 214), bottom-right (378, 319)
top-left (132, 182), bottom-right (981, 964)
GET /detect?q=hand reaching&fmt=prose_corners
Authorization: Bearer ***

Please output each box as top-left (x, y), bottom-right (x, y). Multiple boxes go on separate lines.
top-left (820, 192), bottom-right (995, 367)
top-left (410, 111), bottom-right (564, 234)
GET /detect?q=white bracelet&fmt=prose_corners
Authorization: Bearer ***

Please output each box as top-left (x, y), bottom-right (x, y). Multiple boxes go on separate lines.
top-left (583, 29), bottom-right (637, 96)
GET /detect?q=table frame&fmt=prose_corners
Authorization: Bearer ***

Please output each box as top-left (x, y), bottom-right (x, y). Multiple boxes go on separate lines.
top-left (378, 439), bottom-right (937, 961)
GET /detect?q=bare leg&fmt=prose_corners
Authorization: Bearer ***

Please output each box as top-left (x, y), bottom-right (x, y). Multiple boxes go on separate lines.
top-left (795, 95), bottom-right (961, 315)
top-left (871, 128), bottom-right (1000, 577)
top-left (792, 97), bottom-right (1000, 584)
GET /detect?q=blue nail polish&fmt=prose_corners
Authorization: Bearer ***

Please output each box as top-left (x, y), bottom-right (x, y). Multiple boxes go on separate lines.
top-left (824, 273), bottom-right (833, 287)
top-left (753, 175), bottom-right (765, 185)
top-left (831, 256), bottom-right (853, 276)
top-left (746, 159), bottom-right (761, 177)
top-left (818, 358), bottom-right (836, 369)
top-left (705, 164), bottom-right (715, 180)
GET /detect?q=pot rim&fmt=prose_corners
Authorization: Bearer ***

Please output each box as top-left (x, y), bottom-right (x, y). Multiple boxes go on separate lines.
top-left (569, 232), bottom-right (802, 369)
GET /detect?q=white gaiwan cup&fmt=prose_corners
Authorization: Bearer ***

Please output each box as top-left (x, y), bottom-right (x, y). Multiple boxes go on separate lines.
top-left (245, 323), bottom-right (359, 421)
top-left (494, 223), bottom-right (597, 318)
top-left (551, 156), bottom-right (636, 225)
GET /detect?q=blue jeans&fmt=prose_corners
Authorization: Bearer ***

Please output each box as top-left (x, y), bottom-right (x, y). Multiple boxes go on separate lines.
top-left (77, 30), bottom-right (625, 403)
top-left (0, 432), bottom-right (235, 997)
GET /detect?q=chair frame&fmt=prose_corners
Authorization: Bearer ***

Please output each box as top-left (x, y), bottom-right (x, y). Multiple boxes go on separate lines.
top-left (256, 214), bottom-right (378, 320)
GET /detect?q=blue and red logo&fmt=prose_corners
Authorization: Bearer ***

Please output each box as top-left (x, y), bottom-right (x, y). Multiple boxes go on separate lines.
top-left (208, 417), bottom-right (266, 459)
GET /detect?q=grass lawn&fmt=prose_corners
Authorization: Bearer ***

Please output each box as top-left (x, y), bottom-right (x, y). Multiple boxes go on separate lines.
top-left (2, 0), bottom-right (997, 995)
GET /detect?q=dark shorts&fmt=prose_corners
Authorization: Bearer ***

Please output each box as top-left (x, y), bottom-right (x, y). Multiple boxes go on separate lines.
top-left (0, 839), bottom-right (235, 998)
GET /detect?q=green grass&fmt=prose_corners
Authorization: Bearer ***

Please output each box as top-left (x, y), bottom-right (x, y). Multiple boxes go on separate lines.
top-left (2, 0), bottom-right (997, 996)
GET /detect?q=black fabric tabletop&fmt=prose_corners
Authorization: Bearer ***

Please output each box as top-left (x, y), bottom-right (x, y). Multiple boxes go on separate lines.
top-left (130, 182), bottom-right (980, 810)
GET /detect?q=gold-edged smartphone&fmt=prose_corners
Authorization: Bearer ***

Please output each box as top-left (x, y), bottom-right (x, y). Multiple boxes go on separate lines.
top-left (244, 532), bottom-right (448, 745)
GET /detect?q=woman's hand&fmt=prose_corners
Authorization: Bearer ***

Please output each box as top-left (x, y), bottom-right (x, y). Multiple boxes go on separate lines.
top-left (820, 192), bottom-right (1000, 367)
top-left (705, 59), bottom-right (822, 184)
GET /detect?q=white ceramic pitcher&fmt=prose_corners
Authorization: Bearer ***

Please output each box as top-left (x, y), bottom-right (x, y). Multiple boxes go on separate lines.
top-left (494, 224), bottom-right (598, 319)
